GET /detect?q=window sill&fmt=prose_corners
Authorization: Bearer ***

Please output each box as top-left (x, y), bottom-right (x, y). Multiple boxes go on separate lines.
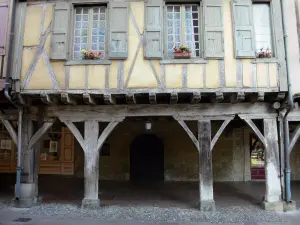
top-left (65, 60), bottom-right (112, 66)
top-left (160, 59), bottom-right (208, 64)
top-left (251, 58), bottom-right (278, 64)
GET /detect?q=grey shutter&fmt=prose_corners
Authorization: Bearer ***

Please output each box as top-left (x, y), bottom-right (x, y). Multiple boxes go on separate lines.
top-left (232, 0), bottom-right (255, 58)
top-left (109, 2), bottom-right (128, 59)
top-left (50, 3), bottom-right (70, 60)
top-left (203, 0), bottom-right (224, 58)
top-left (144, 0), bottom-right (163, 59)
top-left (0, 3), bottom-right (9, 56)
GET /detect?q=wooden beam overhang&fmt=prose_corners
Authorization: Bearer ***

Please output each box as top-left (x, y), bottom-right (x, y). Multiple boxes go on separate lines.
top-left (17, 89), bottom-right (283, 106)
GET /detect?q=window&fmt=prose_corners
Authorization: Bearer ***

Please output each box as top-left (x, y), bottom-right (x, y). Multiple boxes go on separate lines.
top-left (73, 6), bottom-right (107, 59)
top-left (253, 3), bottom-right (273, 53)
top-left (166, 4), bottom-right (201, 58)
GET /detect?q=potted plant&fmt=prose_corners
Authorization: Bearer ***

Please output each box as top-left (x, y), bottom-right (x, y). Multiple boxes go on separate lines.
top-left (81, 49), bottom-right (101, 60)
top-left (256, 47), bottom-right (272, 58)
top-left (173, 45), bottom-right (191, 59)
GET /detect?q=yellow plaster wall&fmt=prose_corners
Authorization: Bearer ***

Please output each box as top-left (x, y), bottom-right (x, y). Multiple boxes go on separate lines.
top-left (26, 57), bottom-right (53, 90)
top-left (165, 64), bottom-right (182, 88)
top-left (20, 1), bottom-right (279, 92)
top-left (187, 64), bottom-right (204, 88)
top-left (257, 64), bottom-right (268, 87)
top-left (23, 6), bottom-right (43, 47)
top-left (69, 66), bottom-right (85, 89)
top-left (269, 63), bottom-right (278, 88)
top-left (242, 60), bottom-right (252, 88)
top-left (88, 65), bottom-right (106, 89)
top-left (206, 60), bottom-right (219, 88)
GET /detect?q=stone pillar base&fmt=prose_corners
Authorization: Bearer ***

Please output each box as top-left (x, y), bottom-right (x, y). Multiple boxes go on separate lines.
top-left (199, 200), bottom-right (216, 211)
top-left (82, 198), bottom-right (100, 209)
top-left (262, 201), bottom-right (283, 211)
top-left (283, 201), bottom-right (297, 212)
top-left (12, 183), bottom-right (39, 208)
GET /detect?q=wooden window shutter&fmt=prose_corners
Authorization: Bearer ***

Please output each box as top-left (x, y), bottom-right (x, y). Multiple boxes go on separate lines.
top-left (232, 0), bottom-right (256, 58)
top-left (50, 3), bottom-right (70, 60)
top-left (144, 0), bottom-right (163, 59)
top-left (109, 2), bottom-right (129, 59)
top-left (203, 0), bottom-right (224, 58)
top-left (0, 3), bottom-right (9, 56)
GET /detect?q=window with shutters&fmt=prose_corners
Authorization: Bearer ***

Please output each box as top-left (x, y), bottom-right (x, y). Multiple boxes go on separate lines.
top-left (253, 3), bottom-right (273, 53)
top-left (73, 6), bottom-right (107, 59)
top-left (165, 4), bottom-right (201, 58)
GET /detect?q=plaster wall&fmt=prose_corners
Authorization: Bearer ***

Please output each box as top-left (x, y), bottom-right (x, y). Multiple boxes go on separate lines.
top-left (19, 0), bottom-right (279, 91)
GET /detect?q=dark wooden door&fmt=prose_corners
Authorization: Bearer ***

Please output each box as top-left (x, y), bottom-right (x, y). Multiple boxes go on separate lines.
top-left (130, 134), bottom-right (164, 181)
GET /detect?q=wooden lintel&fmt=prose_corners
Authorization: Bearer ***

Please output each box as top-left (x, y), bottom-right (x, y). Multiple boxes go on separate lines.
top-left (288, 124), bottom-right (300, 153)
top-left (126, 93), bottom-right (136, 104)
top-left (149, 92), bottom-right (157, 104)
top-left (83, 93), bottom-right (96, 105)
top-left (190, 92), bottom-right (201, 104)
top-left (41, 94), bottom-right (58, 105)
top-left (61, 93), bottom-right (76, 105)
top-left (174, 115), bottom-right (234, 121)
top-left (170, 92), bottom-right (178, 104)
top-left (103, 94), bottom-right (116, 105)
top-left (28, 122), bottom-right (53, 148)
top-left (47, 103), bottom-right (276, 121)
top-left (210, 92), bottom-right (224, 103)
top-left (211, 119), bottom-right (231, 151)
top-left (230, 92), bottom-right (245, 104)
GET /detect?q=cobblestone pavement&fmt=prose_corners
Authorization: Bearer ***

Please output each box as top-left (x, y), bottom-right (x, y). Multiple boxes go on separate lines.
top-left (0, 203), bottom-right (300, 225)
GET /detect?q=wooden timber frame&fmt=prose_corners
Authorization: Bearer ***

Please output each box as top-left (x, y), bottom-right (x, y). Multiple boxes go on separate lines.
top-left (1, 102), bottom-right (288, 210)
top-left (24, 101), bottom-right (281, 211)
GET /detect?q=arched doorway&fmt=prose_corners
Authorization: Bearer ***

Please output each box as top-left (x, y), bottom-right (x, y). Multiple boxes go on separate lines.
top-left (130, 134), bottom-right (164, 181)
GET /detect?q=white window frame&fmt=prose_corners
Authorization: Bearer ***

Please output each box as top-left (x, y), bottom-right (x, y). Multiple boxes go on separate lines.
top-left (71, 5), bottom-right (109, 60)
top-left (164, 2), bottom-right (203, 59)
top-left (252, 2), bottom-right (274, 56)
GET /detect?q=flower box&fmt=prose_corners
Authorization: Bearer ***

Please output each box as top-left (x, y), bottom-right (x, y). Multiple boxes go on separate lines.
top-left (173, 52), bottom-right (191, 59)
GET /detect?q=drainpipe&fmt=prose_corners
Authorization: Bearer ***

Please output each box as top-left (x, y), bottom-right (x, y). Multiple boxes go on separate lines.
top-left (280, 0), bottom-right (294, 202)
top-left (4, 0), bottom-right (23, 200)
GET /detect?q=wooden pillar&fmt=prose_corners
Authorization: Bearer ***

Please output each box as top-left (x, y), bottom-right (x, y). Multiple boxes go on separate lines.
top-left (198, 120), bottom-right (215, 211)
top-left (263, 118), bottom-right (283, 211)
top-left (82, 120), bottom-right (100, 208)
top-left (15, 116), bottom-right (38, 207)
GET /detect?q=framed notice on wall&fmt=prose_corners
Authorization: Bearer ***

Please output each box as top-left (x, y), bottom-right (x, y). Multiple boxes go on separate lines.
top-left (49, 141), bottom-right (58, 153)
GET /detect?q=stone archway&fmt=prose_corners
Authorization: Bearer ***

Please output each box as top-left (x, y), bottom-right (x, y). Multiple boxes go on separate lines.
top-left (130, 134), bottom-right (164, 182)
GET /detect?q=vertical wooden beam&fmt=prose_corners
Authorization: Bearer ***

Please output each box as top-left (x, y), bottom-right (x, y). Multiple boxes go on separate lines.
top-left (82, 120), bottom-right (100, 209)
top-left (263, 118), bottom-right (283, 210)
top-left (198, 120), bottom-right (215, 211)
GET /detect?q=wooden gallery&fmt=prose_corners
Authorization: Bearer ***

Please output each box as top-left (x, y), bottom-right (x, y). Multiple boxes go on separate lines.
top-left (0, 0), bottom-right (299, 212)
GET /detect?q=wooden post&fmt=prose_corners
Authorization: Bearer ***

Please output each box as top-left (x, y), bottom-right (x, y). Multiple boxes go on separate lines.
top-left (82, 120), bottom-right (100, 209)
top-left (263, 118), bottom-right (283, 211)
top-left (198, 120), bottom-right (215, 211)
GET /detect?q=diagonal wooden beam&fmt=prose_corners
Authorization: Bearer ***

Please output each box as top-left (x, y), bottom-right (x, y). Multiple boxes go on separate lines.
top-left (174, 118), bottom-right (199, 151)
top-left (211, 119), bottom-right (232, 151)
top-left (1, 120), bottom-right (17, 145)
top-left (242, 118), bottom-right (266, 146)
top-left (63, 120), bottom-right (85, 152)
top-left (97, 121), bottom-right (120, 152)
top-left (29, 122), bottom-right (53, 148)
top-left (289, 124), bottom-right (300, 153)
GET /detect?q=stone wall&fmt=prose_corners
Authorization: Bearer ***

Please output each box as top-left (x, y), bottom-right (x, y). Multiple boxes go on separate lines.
top-left (72, 120), bottom-right (252, 182)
